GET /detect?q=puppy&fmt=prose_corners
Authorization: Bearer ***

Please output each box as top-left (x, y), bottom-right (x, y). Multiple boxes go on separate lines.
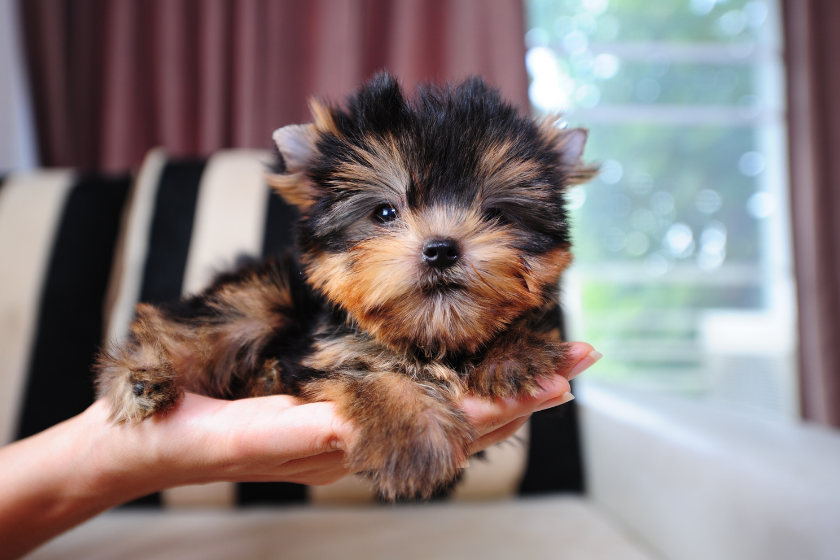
top-left (96, 73), bottom-right (595, 501)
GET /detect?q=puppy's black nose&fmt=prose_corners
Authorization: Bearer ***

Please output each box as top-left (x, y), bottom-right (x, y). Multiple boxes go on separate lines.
top-left (423, 238), bottom-right (460, 269)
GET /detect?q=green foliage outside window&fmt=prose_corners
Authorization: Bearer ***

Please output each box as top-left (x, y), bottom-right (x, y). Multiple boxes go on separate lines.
top-left (525, 0), bottom-right (792, 400)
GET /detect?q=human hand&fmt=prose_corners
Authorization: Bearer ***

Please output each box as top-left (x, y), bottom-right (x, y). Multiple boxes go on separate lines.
top-left (80, 392), bottom-right (355, 498)
top-left (82, 341), bottom-right (599, 498)
top-left (81, 341), bottom-right (599, 499)
top-left (0, 392), bottom-right (358, 560)
top-left (0, 342), bottom-right (599, 559)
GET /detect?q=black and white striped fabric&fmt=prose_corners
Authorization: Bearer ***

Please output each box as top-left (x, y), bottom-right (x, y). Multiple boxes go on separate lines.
top-left (0, 170), bottom-right (130, 447)
top-left (0, 150), bottom-right (583, 509)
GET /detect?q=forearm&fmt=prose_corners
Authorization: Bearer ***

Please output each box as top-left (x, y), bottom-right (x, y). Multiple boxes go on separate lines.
top-left (0, 401), bottom-right (168, 560)
top-left (0, 394), bottom-right (347, 560)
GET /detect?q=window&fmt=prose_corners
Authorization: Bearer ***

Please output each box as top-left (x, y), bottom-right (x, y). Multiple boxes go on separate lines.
top-left (525, 0), bottom-right (797, 418)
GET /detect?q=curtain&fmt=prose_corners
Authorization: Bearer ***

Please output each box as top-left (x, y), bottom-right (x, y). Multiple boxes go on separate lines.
top-left (0, 0), bottom-right (37, 171)
top-left (783, 0), bottom-right (840, 428)
top-left (19, 0), bottom-right (529, 173)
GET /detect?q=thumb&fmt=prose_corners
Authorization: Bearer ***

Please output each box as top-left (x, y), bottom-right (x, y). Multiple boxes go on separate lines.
top-left (221, 399), bottom-right (357, 465)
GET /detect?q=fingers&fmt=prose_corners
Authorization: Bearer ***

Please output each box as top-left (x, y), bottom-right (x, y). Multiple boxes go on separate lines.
top-left (459, 372), bottom-right (568, 437)
top-left (219, 399), bottom-right (360, 485)
top-left (468, 415), bottom-right (530, 455)
top-left (560, 341), bottom-right (601, 380)
top-left (227, 400), bottom-right (354, 456)
top-left (153, 393), bottom-right (358, 485)
top-left (231, 450), bottom-right (352, 486)
top-left (169, 396), bottom-right (356, 483)
top-left (269, 401), bottom-right (358, 456)
top-left (217, 398), bottom-right (362, 485)
top-left (534, 391), bottom-right (575, 412)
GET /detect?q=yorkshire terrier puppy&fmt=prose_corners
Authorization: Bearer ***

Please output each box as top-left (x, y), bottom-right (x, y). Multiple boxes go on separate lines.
top-left (96, 74), bottom-right (595, 501)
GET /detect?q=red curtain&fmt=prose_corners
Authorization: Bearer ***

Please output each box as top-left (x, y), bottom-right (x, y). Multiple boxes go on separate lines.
top-left (20, 0), bottom-right (529, 172)
top-left (784, 0), bottom-right (840, 428)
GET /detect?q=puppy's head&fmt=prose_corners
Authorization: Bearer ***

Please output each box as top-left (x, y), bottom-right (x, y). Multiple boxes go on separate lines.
top-left (268, 74), bottom-right (595, 355)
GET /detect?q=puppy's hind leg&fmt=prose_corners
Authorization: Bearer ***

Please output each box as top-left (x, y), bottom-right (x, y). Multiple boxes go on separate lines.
top-left (96, 305), bottom-right (183, 423)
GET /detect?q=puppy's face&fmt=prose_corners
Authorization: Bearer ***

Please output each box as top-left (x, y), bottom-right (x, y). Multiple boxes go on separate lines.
top-left (269, 75), bottom-right (594, 355)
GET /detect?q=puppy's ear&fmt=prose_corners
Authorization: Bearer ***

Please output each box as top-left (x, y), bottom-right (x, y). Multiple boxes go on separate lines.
top-left (540, 122), bottom-right (598, 186)
top-left (557, 128), bottom-right (588, 168)
top-left (267, 123), bottom-right (321, 212)
top-left (267, 99), bottom-right (341, 212)
top-left (274, 124), bottom-right (317, 175)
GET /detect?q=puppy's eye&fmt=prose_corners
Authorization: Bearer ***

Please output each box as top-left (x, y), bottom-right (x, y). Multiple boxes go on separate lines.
top-left (372, 204), bottom-right (398, 224)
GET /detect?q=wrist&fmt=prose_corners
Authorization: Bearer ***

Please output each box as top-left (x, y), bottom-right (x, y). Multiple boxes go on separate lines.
top-left (0, 403), bottom-right (148, 559)
top-left (80, 394), bottom-right (242, 495)
top-left (73, 399), bottom-right (171, 506)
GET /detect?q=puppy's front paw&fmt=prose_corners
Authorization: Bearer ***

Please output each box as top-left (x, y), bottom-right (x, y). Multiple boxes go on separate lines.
top-left (303, 375), bottom-right (475, 502)
top-left (471, 331), bottom-right (567, 398)
top-left (347, 389), bottom-right (473, 501)
top-left (96, 349), bottom-right (181, 423)
top-left (351, 424), bottom-right (471, 502)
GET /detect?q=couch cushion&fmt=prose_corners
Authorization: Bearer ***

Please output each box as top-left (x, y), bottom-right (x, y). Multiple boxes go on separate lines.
top-left (0, 170), bottom-right (76, 445)
top-left (26, 496), bottom-right (659, 560)
top-left (0, 170), bottom-right (130, 444)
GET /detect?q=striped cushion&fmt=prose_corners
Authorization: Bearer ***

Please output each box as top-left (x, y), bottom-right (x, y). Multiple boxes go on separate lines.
top-left (0, 150), bottom-right (583, 509)
top-left (0, 171), bottom-right (131, 444)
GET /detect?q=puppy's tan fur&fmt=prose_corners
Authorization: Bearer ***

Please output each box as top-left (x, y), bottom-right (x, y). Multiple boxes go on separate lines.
top-left (96, 75), bottom-right (595, 500)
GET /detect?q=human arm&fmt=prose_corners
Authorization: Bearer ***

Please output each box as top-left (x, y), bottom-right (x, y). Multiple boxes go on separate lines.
top-left (0, 394), bottom-right (353, 560)
top-left (0, 342), bottom-right (599, 560)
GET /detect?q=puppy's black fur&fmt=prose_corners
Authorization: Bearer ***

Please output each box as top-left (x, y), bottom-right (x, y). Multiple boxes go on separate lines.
top-left (96, 74), bottom-right (595, 501)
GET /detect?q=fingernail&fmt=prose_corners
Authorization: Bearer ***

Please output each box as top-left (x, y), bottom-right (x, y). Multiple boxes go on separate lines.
top-left (568, 350), bottom-right (602, 380)
top-left (535, 391), bottom-right (575, 412)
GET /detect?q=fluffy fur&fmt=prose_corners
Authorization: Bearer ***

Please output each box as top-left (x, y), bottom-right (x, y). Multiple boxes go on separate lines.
top-left (96, 74), bottom-right (595, 501)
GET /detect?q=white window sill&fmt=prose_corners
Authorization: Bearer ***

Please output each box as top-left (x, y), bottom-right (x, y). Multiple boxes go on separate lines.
top-left (577, 380), bottom-right (840, 560)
